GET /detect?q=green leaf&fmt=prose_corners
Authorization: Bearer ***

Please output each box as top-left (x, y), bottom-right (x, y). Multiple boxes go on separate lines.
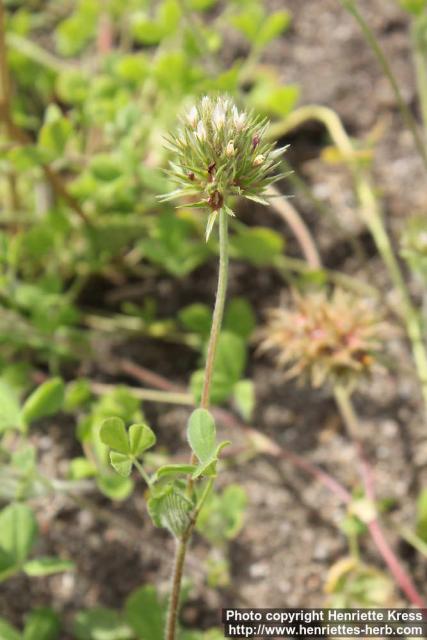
top-left (178, 304), bottom-right (211, 337)
top-left (0, 547), bottom-right (18, 582)
top-left (159, 0), bottom-right (182, 35)
top-left (114, 54), bottom-right (149, 84)
top-left (187, 409), bottom-right (216, 463)
top-left (89, 155), bottom-right (122, 182)
top-left (256, 10), bottom-right (291, 47)
top-left (256, 85), bottom-right (300, 118)
top-left (96, 475), bottom-right (134, 501)
top-left (192, 441), bottom-right (230, 479)
top-left (100, 418), bottom-right (129, 455)
top-left (64, 379), bottom-right (92, 411)
top-left (398, 0), bottom-right (427, 14)
top-left (214, 332), bottom-right (246, 386)
top-left (0, 381), bottom-right (23, 433)
top-left (224, 298), bottom-right (255, 339)
top-left (153, 464), bottom-right (196, 481)
top-left (109, 452), bottom-right (132, 478)
top-left (38, 105), bottom-right (73, 161)
top-left (188, 0), bottom-right (217, 9)
top-left (147, 487), bottom-right (192, 537)
top-left (190, 370), bottom-right (235, 405)
top-left (7, 145), bottom-right (45, 171)
top-left (23, 609), bottom-right (60, 640)
top-left (74, 608), bottom-right (133, 640)
top-left (139, 212), bottom-right (209, 277)
top-left (21, 378), bottom-right (65, 424)
top-left (130, 14), bottom-right (164, 45)
top-left (56, 68), bottom-right (89, 105)
top-left (0, 618), bottom-right (20, 640)
top-left (125, 585), bottom-right (166, 640)
top-left (0, 503), bottom-right (38, 565)
top-left (23, 557), bottom-right (74, 577)
top-left (69, 457), bottom-right (97, 480)
top-left (233, 379), bottom-right (255, 421)
top-left (190, 333), bottom-right (246, 405)
top-left (196, 484), bottom-right (248, 544)
top-left (231, 226), bottom-right (284, 266)
top-left (128, 423), bottom-right (156, 457)
top-left (230, 6), bottom-right (264, 43)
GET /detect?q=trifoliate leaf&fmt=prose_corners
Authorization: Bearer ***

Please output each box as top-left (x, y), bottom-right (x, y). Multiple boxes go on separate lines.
top-left (128, 423), bottom-right (156, 457)
top-left (109, 452), bottom-right (132, 477)
top-left (100, 418), bottom-right (130, 455)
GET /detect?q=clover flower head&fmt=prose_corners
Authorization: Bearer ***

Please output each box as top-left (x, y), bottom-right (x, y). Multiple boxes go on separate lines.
top-left (259, 289), bottom-right (385, 389)
top-left (159, 94), bottom-right (287, 240)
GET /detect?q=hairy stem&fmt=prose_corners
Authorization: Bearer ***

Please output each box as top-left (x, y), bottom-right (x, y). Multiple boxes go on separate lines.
top-left (165, 533), bottom-right (191, 640)
top-left (334, 386), bottom-right (426, 607)
top-left (165, 209), bottom-right (229, 640)
top-left (201, 209), bottom-right (229, 409)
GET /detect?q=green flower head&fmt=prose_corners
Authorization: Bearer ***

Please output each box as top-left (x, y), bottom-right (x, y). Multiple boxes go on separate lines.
top-left (160, 95), bottom-right (286, 239)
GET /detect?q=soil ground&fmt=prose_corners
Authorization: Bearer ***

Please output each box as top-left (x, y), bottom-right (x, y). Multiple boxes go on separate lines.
top-left (3, 0), bottom-right (427, 636)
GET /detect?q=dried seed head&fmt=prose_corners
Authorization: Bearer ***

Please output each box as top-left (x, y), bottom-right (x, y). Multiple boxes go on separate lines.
top-left (160, 94), bottom-right (286, 240)
top-left (258, 289), bottom-right (386, 390)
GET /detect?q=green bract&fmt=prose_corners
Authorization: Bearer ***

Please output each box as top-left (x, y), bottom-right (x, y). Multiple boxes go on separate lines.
top-left (160, 95), bottom-right (286, 239)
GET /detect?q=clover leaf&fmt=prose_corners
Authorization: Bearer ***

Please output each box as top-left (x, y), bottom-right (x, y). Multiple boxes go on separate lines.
top-left (100, 418), bottom-right (156, 478)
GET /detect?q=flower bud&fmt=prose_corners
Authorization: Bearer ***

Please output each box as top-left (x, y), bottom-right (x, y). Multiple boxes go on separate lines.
top-left (196, 121), bottom-right (206, 141)
top-left (213, 103), bottom-right (226, 129)
top-left (226, 140), bottom-right (235, 157)
top-left (232, 105), bottom-right (246, 131)
top-left (187, 106), bottom-right (198, 128)
top-left (253, 154), bottom-right (265, 166)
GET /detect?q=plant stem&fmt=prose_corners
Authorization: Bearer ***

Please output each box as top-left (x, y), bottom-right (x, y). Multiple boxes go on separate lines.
top-left (165, 532), bottom-right (191, 640)
top-left (201, 209), bottom-right (229, 409)
top-left (133, 459), bottom-right (153, 487)
top-left (90, 381), bottom-right (193, 406)
top-left (165, 209), bottom-right (229, 640)
top-left (338, 0), bottom-right (427, 171)
top-left (266, 185), bottom-right (322, 269)
top-left (334, 385), bottom-right (426, 607)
